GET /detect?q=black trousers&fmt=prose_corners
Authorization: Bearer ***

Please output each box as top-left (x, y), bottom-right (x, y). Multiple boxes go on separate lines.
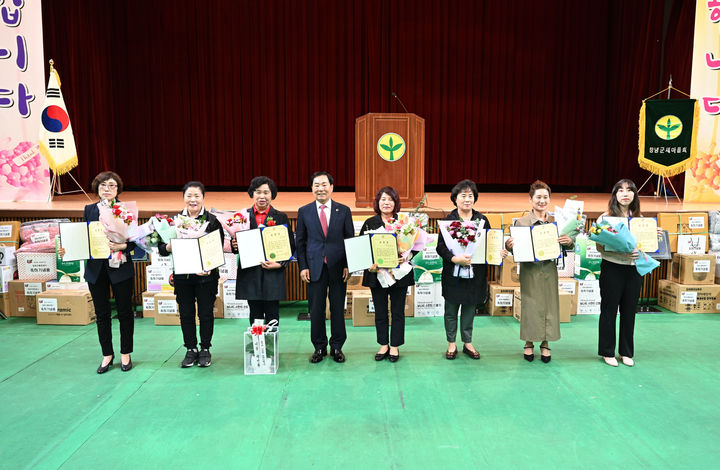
top-left (308, 264), bottom-right (347, 351)
top-left (247, 299), bottom-right (280, 326)
top-left (88, 268), bottom-right (134, 356)
top-left (598, 259), bottom-right (642, 358)
top-left (175, 280), bottom-right (217, 350)
top-left (370, 284), bottom-right (407, 347)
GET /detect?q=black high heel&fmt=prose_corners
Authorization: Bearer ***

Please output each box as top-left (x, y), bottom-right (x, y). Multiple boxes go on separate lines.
top-left (523, 345), bottom-right (534, 362)
top-left (97, 355), bottom-right (114, 374)
top-left (121, 356), bottom-right (133, 372)
top-left (540, 346), bottom-right (551, 363)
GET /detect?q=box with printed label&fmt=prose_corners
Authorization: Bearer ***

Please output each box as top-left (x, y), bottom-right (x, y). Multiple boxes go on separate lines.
top-left (657, 212), bottom-right (709, 252)
top-left (150, 251), bottom-right (174, 269)
top-left (220, 279), bottom-right (250, 319)
top-left (16, 252), bottom-right (57, 281)
top-left (412, 234), bottom-right (443, 283)
top-left (145, 265), bottom-right (172, 292)
top-left (670, 253), bottom-right (716, 285)
top-left (498, 255), bottom-right (520, 286)
top-left (574, 234), bottom-right (602, 280)
top-left (558, 290), bottom-right (575, 323)
top-left (1, 264), bottom-right (17, 293)
top-left (0, 246), bottom-right (17, 267)
top-left (55, 236), bottom-right (85, 283)
top-left (36, 290), bottom-right (96, 325)
top-left (45, 280), bottom-right (89, 291)
top-left (153, 292), bottom-right (201, 325)
top-left (413, 282), bottom-right (445, 317)
top-left (142, 291), bottom-right (158, 318)
top-left (7, 279), bottom-right (46, 316)
top-left (487, 282), bottom-right (520, 316)
top-left (658, 279), bottom-right (720, 314)
top-left (558, 278), bottom-right (578, 315)
top-left (352, 290), bottom-right (393, 327)
top-left (577, 279), bottom-right (601, 314)
top-left (0, 221), bottom-right (20, 247)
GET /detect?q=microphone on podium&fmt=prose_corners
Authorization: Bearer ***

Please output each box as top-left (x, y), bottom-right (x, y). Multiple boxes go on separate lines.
top-left (391, 92), bottom-right (410, 114)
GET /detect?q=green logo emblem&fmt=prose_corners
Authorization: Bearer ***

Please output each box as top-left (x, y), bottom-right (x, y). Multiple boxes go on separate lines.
top-left (377, 133), bottom-right (406, 162)
top-left (655, 115), bottom-right (682, 140)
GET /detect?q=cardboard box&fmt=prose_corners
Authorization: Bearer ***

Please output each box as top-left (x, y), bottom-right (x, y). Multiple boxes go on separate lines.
top-left (558, 290), bottom-right (575, 323)
top-left (0, 221), bottom-right (20, 247)
top-left (558, 278), bottom-right (578, 315)
top-left (657, 212), bottom-right (709, 252)
top-left (1, 264), bottom-right (17, 293)
top-left (487, 282), bottom-right (520, 316)
top-left (670, 253), bottom-right (716, 285)
top-left (351, 290), bottom-right (393, 327)
top-left (16, 252), bottom-right (56, 281)
top-left (7, 279), bottom-right (46, 316)
top-left (54, 236), bottom-right (85, 282)
top-left (413, 282), bottom-right (444, 317)
top-left (658, 279), bottom-right (720, 313)
top-left (36, 290), bottom-right (96, 325)
top-left (150, 251), bottom-right (173, 269)
top-left (146, 265), bottom-right (172, 292)
top-left (574, 234), bottom-right (601, 281)
top-left (154, 292), bottom-right (183, 325)
top-left (326, 291), bottom-right (354, 319)
top-left (214, 279), bottom-right (224, 318)
top-left (0, 246), bottom-right (17, 266)
top-left (142, 290), bottom-right (158, 318)
top-left (577, 279), bottom-right (601, 314)
top-left (497, 255), bottom-right (520, 286)
top-left (486, 212), bottom-right (526, 235)
top-left (45, 280), bottom-right (89, 291)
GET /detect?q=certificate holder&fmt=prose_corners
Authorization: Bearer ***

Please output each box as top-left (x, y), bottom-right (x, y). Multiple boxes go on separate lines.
top-left (59, 222), bottom-right (91, 261)
top-left (470, 229), bottom-right (487, 264)
top-left (88, 221), bottom-right (111, 259)
top-left (172, 230), bottom-right (226, 275)
top-left (236, 229), bottom-right (265, 268)
top-left (370, 233), bottom-right (399, 268)
top-left (344, 234), bottom-right (374, 273)
top-left (509, 226), bottom-right (534, 262)
top-left (629, 217), bottom-right (659, 253)
top-left (530, 223), bottom-right (561, 261)
top-left (261, 225), bottom-right (293, 262)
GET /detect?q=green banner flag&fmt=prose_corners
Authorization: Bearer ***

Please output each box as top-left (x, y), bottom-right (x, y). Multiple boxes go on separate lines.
top-left (638, 99), bottom-right (699, 176)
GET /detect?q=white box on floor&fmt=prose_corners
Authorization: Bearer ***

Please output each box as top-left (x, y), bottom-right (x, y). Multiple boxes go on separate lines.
top-left (221, 279), bottom-right (249, 318)
top-left (577, 280), bottom-right (601, 314)
top-left (413, 282), bottom-right (444, 317)
top-left (16, 252), bottom-right (56, 281)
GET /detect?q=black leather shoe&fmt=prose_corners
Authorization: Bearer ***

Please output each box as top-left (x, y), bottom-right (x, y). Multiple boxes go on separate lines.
top-left (446, 349), bottom-right (457, 360)
top-left (388, 353), bottom-right (399, 363)
top-left (540, 346), bottom-right (551, 363)
top-left (523, 345), bottom-right (534, 362)
top-left (462, 346), bottom-right (480, 360)
top-left (121, 357), bottom-right (133, 372)
top-left (310, 349), bottom-right (326, 363)
top-left (375, 349), bottom-right (389, 361)
top-left (330, 349), bottom-right (346, 363)
top-left (97, 355), bottom-right (114, 374)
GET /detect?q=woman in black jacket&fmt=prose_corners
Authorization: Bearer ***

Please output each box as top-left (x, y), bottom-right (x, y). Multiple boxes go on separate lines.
top-left (436, 179), bottom-right (491, 360)
top-left (359, 187), bottom-right (414, 362)
top-left (60, 171), bottom-right (136, 374)
top-left (158, 181), bottom-right (224, 368)
top-left (231, 176), bottom-right (295, 325)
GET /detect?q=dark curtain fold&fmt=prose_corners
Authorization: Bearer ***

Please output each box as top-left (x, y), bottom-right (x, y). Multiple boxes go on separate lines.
top-left (41, 0), bottom-right (695, 192)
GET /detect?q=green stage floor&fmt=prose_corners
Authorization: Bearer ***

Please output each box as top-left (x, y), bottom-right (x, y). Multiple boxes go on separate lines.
top-left (1, 305), bottom-right (718, 469)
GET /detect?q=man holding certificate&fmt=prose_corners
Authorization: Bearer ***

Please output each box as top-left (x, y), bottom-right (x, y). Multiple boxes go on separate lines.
top-left (159, 182), bottom-right (225, 368)
top-left (505, 181), bottom-right (574, 363)
top-left (296, 171), bottom-right (354, 363)
top-left (231, 176), bottom-right (295, 326)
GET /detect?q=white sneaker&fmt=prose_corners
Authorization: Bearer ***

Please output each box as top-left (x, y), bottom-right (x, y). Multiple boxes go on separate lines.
top-left (603, 356), bottom-right (618, 367)
top-left (620, 356), bottom-right (634, 367)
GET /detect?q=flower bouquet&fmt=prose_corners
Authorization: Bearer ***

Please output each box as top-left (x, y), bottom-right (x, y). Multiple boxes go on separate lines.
top-left (130, 213), bottom-right (174, 251)
top-left (555, 206), bottom-right (585, 239)
top-left (98, 200), bottom-right (138, 267)
top-left (174, 214), bottom-right (210, 239)
top-left (384, 212), bottom-right (429, 256)
top-left (219, 210), bottom-right (250, 252)
top-left (589, 220), bottom-right (659, 275)
top-left (437, 219), bottom-right (483, 278)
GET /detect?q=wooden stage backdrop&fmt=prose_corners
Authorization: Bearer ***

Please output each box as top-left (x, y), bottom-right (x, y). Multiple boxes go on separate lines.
top-left (2, 191), bottom-right (717, 306)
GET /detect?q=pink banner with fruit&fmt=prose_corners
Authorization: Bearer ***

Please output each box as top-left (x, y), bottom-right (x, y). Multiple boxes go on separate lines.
top-left (686, 0), bottom-right (720, 201)
top-left (0, 1), bottom-right (50, 201)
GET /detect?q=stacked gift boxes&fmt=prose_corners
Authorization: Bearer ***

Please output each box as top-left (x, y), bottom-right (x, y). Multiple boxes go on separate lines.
top-left (659, 253), bottom-right (719, 314)
top-left (512, 278), bottom-right (577, 322)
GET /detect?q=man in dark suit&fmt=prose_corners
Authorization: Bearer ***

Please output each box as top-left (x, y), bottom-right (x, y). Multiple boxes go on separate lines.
top-left (295, 171), bottom-right (354, 363)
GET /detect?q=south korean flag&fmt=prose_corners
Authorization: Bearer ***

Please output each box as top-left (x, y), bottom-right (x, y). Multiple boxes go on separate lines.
top-left (38, 62), bottom-right (78, 175)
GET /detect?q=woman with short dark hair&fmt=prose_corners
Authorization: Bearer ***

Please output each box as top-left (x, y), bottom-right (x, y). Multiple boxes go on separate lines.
top-left (436, 179), bottom-right (490, 360)
top-left (60, 171), bottom-right (135, 373)
top-left (159, 181), bottom-right (224, 368)
top-left (359, 186), bottom-right (413, 362)
top-left (231, 176), bottom-right (294, 326)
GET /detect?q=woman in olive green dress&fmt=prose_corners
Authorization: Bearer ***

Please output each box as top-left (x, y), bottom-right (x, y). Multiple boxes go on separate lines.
top-left (505, 181), bottom-right (574, 363)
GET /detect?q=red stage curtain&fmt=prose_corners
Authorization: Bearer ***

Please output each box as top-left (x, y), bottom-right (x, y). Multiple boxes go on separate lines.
top-left (41, 0), bottom-right (694, 192)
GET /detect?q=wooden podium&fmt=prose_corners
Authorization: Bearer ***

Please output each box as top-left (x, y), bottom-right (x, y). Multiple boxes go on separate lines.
top-left (355, 113), bottom-right (425, 208)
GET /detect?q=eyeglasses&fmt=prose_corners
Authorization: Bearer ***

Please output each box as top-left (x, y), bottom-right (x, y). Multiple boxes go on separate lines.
top-left (99, 183), bottom-right (118, 189)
